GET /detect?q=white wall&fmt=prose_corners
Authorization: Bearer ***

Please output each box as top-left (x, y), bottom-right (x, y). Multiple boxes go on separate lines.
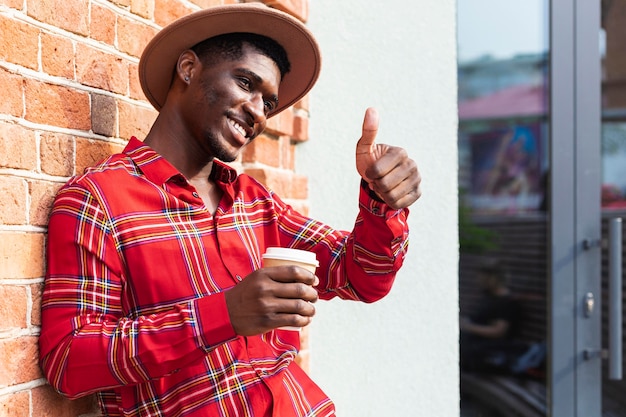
top-left (298, 1), bottom-right (459, 416)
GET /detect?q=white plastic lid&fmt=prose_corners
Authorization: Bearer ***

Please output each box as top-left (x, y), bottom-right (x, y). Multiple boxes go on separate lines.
top-left (262, 247), bottom-right (319, 266)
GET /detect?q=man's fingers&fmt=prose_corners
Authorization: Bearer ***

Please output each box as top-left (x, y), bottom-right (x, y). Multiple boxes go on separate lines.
top-left (274, 298), bottom-right (317, 317)
top-left (367, 153), bottom-right (422, 209)
top-left (273, 282), bottom-right (319, 303)
top-left (225, 267), bottom-right (319, 335)
top-left (264, 265), bottom-right (318, 286)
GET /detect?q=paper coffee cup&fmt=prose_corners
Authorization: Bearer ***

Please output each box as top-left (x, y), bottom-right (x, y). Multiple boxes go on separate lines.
top-left (262, 247), bottom-right (319, 272)
top-left (262, 247), bottom-right (319, 331)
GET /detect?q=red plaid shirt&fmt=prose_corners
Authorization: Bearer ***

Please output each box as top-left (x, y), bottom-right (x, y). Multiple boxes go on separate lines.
top-left (39, 138), bottom-right (409, 417)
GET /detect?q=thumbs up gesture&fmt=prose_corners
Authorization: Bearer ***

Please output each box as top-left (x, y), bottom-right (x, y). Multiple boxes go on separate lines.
top-left (355, 107), bottom-right (422, 209)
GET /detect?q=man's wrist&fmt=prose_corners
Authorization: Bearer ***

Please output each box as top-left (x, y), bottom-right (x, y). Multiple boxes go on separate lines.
top-left (360, 179), bottom-right (385, 203)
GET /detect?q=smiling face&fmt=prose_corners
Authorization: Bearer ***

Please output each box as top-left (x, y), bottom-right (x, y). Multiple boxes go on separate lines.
top-left (180, 43), bottom-right (282, 163)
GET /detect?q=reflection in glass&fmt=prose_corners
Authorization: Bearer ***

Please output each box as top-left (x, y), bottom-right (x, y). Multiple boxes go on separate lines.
top-left (602, 0), bottom-right (626, 210)
top-left (601, 1), bottom-right (626, 414)
top-left (457, 1), bottom-right (549, 416)
top-left (458, 33), bottom-right (548, 216)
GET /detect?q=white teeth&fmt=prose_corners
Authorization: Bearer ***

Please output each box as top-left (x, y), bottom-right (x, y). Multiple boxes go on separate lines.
top-left (229, 119), bottom-right (247, 138)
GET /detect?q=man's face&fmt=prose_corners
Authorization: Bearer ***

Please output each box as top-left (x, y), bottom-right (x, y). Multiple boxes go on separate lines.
top-left (181, 43), bottom-right (281, 162)
top-left (478, 272), bottom-right (498, 293)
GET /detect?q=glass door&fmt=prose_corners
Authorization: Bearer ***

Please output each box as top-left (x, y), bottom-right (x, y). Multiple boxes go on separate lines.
top-left (600, 0), bottom-right (626, 414)
top-left (458, 0), bottom-right (605, 416)
top-left (458, 1), bottom-right (551, 415)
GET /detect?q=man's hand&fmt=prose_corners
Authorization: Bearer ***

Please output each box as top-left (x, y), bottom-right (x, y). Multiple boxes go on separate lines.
top-left (224, 267), bottom-right (319, 336)
top-left (355, 107), bottom-right (422, 209)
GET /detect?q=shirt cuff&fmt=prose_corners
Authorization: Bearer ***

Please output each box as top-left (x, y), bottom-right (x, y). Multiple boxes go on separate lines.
top-left (360, 179), bottom-right (386, 203)
top-left (193, 292), bottom-right (237, 349)
top-left (359, 179), bottom-right (407, 219)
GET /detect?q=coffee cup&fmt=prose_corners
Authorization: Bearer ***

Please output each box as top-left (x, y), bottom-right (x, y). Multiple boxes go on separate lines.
top-left (262, 247), bottom-right (319, 331)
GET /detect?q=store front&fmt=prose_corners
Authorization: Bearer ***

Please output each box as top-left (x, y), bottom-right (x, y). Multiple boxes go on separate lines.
top-left (458, 1), bottom-right (626, 415)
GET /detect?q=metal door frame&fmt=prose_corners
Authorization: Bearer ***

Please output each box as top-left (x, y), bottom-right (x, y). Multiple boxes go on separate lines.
top-left (549, 0), bottom-right (602, 415)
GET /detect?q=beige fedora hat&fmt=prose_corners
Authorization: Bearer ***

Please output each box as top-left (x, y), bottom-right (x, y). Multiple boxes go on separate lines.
top-left (138, 3), bottom-right (322, 117)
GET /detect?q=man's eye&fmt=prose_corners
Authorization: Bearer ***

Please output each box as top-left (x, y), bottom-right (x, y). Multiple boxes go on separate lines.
top-left (264, 100), bottom-right (275, 112)
top-left (238, 78), bottom-right (251, 89)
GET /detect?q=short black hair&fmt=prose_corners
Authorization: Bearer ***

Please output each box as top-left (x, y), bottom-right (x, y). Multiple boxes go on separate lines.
top-left (191, 32), bottom-right (291, 79)
top-left (478, 258), bottom-right (508, 284)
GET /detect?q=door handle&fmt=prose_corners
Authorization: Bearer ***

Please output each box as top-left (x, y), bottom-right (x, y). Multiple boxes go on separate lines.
top-left (608, 217), bottom-right (622, 380)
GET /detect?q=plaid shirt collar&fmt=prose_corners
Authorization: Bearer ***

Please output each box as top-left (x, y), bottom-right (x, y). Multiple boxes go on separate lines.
top-left (124, 137), bottom-right (239, 187)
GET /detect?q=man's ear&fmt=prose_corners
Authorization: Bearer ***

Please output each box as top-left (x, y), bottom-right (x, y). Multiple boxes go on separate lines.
top-left (176, 50), bottom-right (200, 84)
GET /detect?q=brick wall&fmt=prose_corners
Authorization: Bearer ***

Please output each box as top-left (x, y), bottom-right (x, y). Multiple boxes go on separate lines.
top-left (0, 0), bottom-right (313, 415)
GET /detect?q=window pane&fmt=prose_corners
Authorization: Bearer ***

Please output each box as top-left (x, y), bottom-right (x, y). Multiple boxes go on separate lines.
top-left (458, 1), bottom-right (549, 416)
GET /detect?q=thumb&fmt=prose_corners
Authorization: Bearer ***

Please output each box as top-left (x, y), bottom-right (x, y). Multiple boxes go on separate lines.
top-left (356, 107), bottom-right (381, 182)
top-left (357, 107), bottom-right (379, 148)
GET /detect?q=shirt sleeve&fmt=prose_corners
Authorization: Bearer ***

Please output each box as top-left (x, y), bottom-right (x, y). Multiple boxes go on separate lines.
top-left (39, 183), bottom-right (237, 399)
top-left (274, 181), bottom-right (410, 303)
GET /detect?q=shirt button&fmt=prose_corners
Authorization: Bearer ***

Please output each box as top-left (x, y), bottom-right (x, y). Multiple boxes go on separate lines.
top-left (236, 275), bottom-right (243, 281)
top-left (192, 192), bottom-right (199, 198)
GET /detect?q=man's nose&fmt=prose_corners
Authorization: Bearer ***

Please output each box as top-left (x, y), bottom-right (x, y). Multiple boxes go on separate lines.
top-left (243, 93), bottom-right (267, 125)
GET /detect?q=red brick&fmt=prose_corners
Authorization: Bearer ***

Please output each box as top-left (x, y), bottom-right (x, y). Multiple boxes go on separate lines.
top-left (129, 63), bottom-right (145, 101)
top-left (131, 0), bottom-right (155, 19)
top-left (0, 0), bottom-right (24, 10)
top-left (290, 174), bottom-right (308, 199)
top-left (75, 138), bottom-right (124, 175)
top-left (118, 16), bottom-right (159, 59)
top-left (0, 123), bottom-right (37, 170)
top-left (192, 0), bottom-right (229, 8)
top-left (29, 180), bottom-right (62, 227)
top-left (295, 348), bottom-right (309, 372)
top-left (34, 387), bottom-right (99, 417)
top-left (280, 136), bottom-right (295, 170)
top-left (32, 386), bottom-right (98, 417)
top-left (286, 199), bottom-right (309, 216)
top-left (0, 14), bottom-right (39, 70)
top-left (41, 31), bottom-right (75, 80)
top-left (241, 134), bottom-right (280, 167)
top-left (90, 4), bottom-right (117, 46)
top-left (31, 282), bottom-right (43, 326)
top-left (294, 94), bottom-right (309, 112)
top-left (0, 285), bottom-right (27, 330)
top-left (191, 0), bottom-right (230, 9)
top-left (24, 79), bottom-right (91, 131)
top-left (0, 176), bottom-right (28, 225)
top-left (0, 336), bottom-right (42, 386)
top-left (112, 0), bottom-right (131, 7)
top-left (92, 94), bottom-right (118, 137)
top-left (0, 391), bottom-right (29, 417)
top-left (265, 0), bottom-right (309, 22)
top-left (27, 0), bottom-right (89, 36)
top-left (40, 132), bottom-right (75, 177)
top-left (265, 107), bottom-right (294, 137)
top-left (0, 69), bottom-right (23, 117)
top-left (292, 113), bottom-right (309, 142)
top-left (154, 0), bottom-right (194, 26)
top-left (118, 100), bottom-right (157, 140)
top-left (299, 325), bottom-right (309, 350)
top-left (243, 167), bottom-right (293, 196)
top-left (76, 44), bottom-right (129, 95)
top-left (0, 232), bottom-right (45, 279)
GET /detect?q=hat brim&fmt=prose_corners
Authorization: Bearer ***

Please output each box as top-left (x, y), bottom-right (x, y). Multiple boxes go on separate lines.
top-left (138, 3), bottom-right (321, 117)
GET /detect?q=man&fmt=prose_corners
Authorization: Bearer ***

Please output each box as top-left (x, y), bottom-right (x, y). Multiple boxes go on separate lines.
top-left (39, 3), bottom-right (421, 416)
top-left (459, 259), bottom-right (522, 372)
